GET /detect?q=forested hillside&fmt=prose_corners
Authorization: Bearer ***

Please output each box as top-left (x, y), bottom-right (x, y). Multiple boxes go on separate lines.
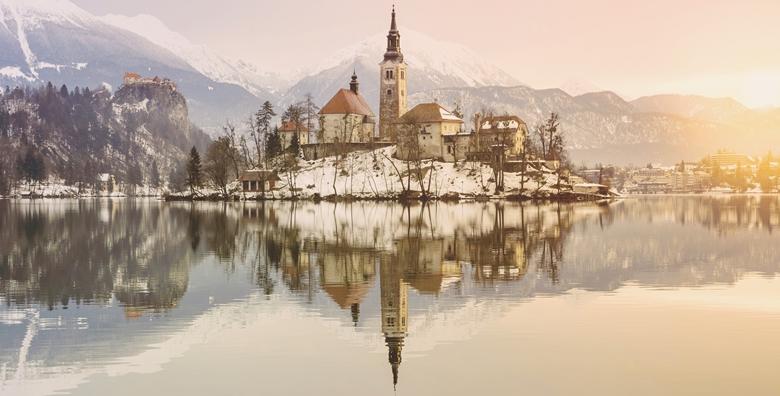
top-left (0, 81), bottom-right (210, 195)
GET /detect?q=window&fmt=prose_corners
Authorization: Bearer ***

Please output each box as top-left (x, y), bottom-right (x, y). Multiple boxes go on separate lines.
top-left (387, 89), bottom-right (392, 96)
top-left (400, 90), bottom-right (404, 96)
top-left (400, 71), bottom-right (405, 80)
top-left (385, 70), bottom-right (394, 79)
top-left (387, 317), bottom-right (396, 326)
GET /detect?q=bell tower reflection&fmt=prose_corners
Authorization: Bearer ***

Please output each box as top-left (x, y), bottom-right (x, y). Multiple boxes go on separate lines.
top-left (380, 256), bottom-right (408, 390)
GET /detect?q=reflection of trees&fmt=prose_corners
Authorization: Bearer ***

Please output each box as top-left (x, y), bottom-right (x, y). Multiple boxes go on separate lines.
top-left (6, 196), bottom-right (777, 318)
top-left (0, 201), bottom-right (193, 315)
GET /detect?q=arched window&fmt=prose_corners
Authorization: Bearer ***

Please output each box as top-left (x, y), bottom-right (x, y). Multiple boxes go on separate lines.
top-left (400, 71), bottom-right (405, 80)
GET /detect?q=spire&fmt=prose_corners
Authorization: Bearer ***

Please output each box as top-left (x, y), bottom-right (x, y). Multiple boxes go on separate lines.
top-left (350, 302), bottom-right (360, 326)
top-left (386, 336), bottom-right (404, 390)
top-left (390, 4), bottom-right (398, 31)
top-left (384, 6), bottom-right (403, 62)
top-left (349, 70), bottom-right (359, 94)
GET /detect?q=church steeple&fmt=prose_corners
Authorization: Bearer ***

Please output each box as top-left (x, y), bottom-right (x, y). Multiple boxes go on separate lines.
top-left (387, 336), bottom-right (404, 390)
top-left (384, 5), bottom-right (403, 62)
top-left (349, 70), bottom-right (359, 94)
top-left (378, 5), bottom-right (408, 142)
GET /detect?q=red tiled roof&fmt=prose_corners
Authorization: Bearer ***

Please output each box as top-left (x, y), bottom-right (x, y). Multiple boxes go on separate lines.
top-left (319, 89), bottom-right (374, 116)
top-left (279, 121), bottom-right (308, 132)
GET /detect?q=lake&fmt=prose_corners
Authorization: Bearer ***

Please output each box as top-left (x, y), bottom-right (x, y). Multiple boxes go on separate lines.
top-left (1, 196), bottom-right (780, 395)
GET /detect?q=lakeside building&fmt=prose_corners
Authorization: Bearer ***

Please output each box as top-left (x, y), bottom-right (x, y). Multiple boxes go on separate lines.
top-left (239, 170), bottom-right (280, 193)
top-left (708, 150), bottom-right (755, 168)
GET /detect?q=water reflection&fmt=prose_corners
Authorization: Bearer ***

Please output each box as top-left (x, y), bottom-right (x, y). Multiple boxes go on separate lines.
top-left (1, 196), bottom-right (779, 394)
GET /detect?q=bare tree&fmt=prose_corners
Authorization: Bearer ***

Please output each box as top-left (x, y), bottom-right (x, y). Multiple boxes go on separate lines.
top-left (221, 121), bottom-right (243, 176)
top-left (205, 137), bottom-right (233, 196)
top-left (395, 115), bottom-right (435, 197)
top-left (300, 94), bottom-right (320, 144)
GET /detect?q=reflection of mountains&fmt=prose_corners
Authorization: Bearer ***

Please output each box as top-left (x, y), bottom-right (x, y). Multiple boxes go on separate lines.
top-left (2, 196), bottom-right (779, 391)
top-left (0, 200), bottom-right (253, 383)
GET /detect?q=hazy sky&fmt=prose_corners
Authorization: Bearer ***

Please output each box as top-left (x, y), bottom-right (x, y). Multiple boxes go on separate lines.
top-left (72, 0), bottom-right (780, 107)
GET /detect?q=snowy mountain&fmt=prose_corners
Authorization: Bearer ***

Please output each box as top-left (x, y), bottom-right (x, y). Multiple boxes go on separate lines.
top-left (0, 0), bottom-right (269, 131)
top-left (559, 79), bottom-right (603, 97)
top-left (99, 14), bottom-right (291, 95)
top-left (285, 28), bottom-right (521, 110)
top-left (410, 86), bottom-right (777, 165)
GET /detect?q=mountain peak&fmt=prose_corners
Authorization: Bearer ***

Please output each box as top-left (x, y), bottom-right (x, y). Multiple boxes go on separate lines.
top-left (0, 0), bottom-right (92, 27)
top-left (307, 27), bottom-right (520, 88)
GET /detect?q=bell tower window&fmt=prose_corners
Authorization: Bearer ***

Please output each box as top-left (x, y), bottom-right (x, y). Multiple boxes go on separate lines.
top-left (387, 89), bottom-right (393, 96)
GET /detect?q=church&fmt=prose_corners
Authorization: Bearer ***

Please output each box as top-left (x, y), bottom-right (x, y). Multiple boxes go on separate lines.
top-left (312, 6), bottom-right (527, 165)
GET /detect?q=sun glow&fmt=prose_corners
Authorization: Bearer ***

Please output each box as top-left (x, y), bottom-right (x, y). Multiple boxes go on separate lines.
top-left (740, 72), bottom-right (780, 109)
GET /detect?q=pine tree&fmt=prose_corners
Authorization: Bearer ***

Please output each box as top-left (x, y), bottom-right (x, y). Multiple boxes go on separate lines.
top-left (265, 126), bottom-right (282, 163)
top-left (757, 153), bottom-right (773, 192)
top-left (254, 101), bottom-right (276, 167)
top-left (16, 146), bottom-right (46, 184)
top-left (289, 131), bottom-right (301, 157)
top-left (186, 146), bottom-right (202, 194)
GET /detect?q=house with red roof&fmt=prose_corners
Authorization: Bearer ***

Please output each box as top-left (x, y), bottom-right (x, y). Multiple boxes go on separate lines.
top-left (318, 72), bottom-right (376, 144)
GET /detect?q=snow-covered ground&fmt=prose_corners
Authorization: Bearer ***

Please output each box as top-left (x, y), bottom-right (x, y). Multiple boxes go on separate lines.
top-left (247, 146), bottom-right (562, 200)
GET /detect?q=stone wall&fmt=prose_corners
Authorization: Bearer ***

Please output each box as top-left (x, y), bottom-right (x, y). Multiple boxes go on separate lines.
top-left (301, 142), bottom-right (395, 161)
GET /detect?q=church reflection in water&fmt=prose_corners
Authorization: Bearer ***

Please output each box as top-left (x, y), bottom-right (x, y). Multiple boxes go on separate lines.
top-left (2, 196), bottom-right (780, 390)
top-left (243, 201), bottom-right (575, 388)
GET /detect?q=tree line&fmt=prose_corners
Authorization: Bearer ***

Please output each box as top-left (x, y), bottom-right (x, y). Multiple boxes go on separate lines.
top-left (175, 95), bottom-right (320, 196)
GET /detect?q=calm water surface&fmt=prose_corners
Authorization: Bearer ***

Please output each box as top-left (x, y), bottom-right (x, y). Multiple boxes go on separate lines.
top-left (1, 196), bottom-right (780, 395)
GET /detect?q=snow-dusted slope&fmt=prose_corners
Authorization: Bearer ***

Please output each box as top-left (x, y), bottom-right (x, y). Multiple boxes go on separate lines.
top-left (100, 14), bottom-right (290, 95)
top-left (0, 0), bottom-right (272, 132)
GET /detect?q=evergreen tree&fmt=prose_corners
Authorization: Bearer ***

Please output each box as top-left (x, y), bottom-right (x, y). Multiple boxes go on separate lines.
top-left (127, 162), bottom-right (143, 186)
top-left (186, 146), bottom-right (202, 193)
top-left (265, 126), bottom-right (282, 162)
top-left (757, 153), bottom-right (774, 192)
top-left (254, 101), bottom-right (276, 167)
top-left (16, 146), bottom-right (46, 184)
top-left (0, 160), bottom-right (9, 196)
top-left (289, 131), bottom-right (301, 157)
